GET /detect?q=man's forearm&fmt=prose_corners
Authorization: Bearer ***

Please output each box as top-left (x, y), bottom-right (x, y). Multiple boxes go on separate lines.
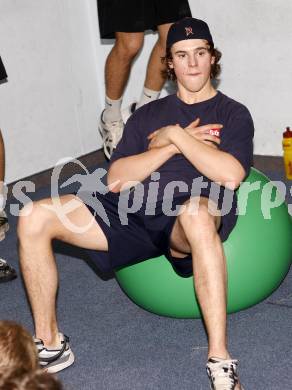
top-left (171, 129), bottom-right (245, 188)
top-left (107, 145), bottom-right (176, 192)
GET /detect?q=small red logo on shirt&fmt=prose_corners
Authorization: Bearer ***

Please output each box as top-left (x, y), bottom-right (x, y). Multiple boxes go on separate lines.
top-left (209, 129), bottom-right (221, 137)
top-left (185, 27), bottom-right (193, 37)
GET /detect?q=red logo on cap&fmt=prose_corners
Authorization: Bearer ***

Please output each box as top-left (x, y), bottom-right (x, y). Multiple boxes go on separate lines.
top-left (185, 27), bottom-right (193, 37)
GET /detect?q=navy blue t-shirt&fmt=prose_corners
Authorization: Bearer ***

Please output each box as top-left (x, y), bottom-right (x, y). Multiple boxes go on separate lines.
top-left (83, 91), bottom-right (254, 274)
top-left (110, 91), bottom-right (254, 208)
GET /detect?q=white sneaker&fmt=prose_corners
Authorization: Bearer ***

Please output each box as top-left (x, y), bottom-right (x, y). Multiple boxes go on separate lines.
top-left (99, 111), bottom-right (124, 159)
top-left (121, 102), bottom-right (137, 124)
top-left (0, 258), bottom-right (17, 283)
top-left (206, 357), bottom-right (244, 390)
top-left (0, 210), bottom-right (9, 242)
top-left (34, 333), bottom-right (75, 373)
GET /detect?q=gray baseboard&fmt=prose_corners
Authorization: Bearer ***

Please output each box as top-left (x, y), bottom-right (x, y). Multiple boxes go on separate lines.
top-left (253, 155), bottom-right (284, 173)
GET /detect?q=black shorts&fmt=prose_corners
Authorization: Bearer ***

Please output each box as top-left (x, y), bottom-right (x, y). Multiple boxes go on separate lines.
top-left (78, 189), bottom-right (237, 277)
top-left (97, 0), bottom-right (192, 39)
top-left (0, 57), bottom-right (7, 81)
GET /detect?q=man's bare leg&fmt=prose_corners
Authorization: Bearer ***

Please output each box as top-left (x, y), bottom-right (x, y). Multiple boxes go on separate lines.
top-left (18, 194), bottom-right (108, 348)
top-left (102, 32), bottom-right (144, 158)
top-left (105, 32), bottom-right (144, 101)
top-left (170, 197), bottom-right (228, 358)
top-left (143, 23), bottom-right (171, 92)
top-left (0, 130), bottom-right (5, 187)
top-left (135, 23), bottom-right (171, 110)
top-left (170, 197), bottom-right (241, 389)
top-left (0, 129), bottom-right (16, 282)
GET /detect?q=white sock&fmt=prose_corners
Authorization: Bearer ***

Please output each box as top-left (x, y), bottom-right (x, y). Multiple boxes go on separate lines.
top-left (103, 96), bottom-right (123, 122)
top-left (136, 87), bottom-right (161, 109)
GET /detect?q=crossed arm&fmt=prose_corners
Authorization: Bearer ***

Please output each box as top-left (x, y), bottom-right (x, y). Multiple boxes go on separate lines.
top-left (107, 119), bottom-right (246, 192)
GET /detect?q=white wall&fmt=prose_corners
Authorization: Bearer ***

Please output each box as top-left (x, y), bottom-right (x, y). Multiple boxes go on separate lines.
top-left (189, 1), bottom-right (292, 157)
top-left (0, 0), bottom-right (102, 183)
top-left (0, 0), bottom-right (291, 182)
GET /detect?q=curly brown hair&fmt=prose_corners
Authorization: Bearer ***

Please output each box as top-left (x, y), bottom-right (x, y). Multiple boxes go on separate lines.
top-left (0, 321), bottom-right (38, 372)
top-left (0, 321), bottom-right (63, 390)
top-left (161, 42), bottom-right (222, 82)
top-left (0, 368), bottom-right (63, 390)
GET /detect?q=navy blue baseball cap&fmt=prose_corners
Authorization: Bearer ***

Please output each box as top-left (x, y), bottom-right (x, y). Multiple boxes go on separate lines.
top-left (166, 17), bottom-right (213, 49)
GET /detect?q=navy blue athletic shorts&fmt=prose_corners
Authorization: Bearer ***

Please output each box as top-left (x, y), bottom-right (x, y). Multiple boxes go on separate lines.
top-left (78, 189), bottom-right (237, 277)
top-left (97, 0), bottom-right (192, 39)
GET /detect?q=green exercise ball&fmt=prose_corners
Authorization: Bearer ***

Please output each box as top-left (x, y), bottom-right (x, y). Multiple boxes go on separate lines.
top-left (115, 168), bottom-right (292, 318)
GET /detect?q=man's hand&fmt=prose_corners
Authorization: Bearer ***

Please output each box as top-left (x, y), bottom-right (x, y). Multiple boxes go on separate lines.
top-left (147, 118), bottom-right (223, 152)
top-left (147, 124), bottom-right (182, 152)
top-left (185, 118), bottom-right (222, 149)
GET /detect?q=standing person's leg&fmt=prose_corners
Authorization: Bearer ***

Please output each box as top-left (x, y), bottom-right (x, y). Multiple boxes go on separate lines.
top-left (103, 32), bottom-right (144, 122)
top-left (100, 32), bottom-right (144, 159)
top-left (135, 0), bottom-right (192, 110)
top-left (17, 194), bottom-right (109, 371)
top-left (0, 129), bottom-right (16, 283)
top-left (0, 129), bottom-right (8, 237)
top-left (169, 197), bottom-right (242, 390)
top-left (0, 130), bottom-right (5, 191)
top-left (136, 23), bottom-right (171, 110)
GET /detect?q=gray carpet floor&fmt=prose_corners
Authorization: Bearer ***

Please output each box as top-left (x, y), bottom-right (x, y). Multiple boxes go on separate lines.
top-left (1, 165), bottom-right (292, 390)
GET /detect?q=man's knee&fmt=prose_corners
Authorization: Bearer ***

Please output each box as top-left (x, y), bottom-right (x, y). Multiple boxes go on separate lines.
top-left (17, 200), bottom-right (54, 240)
top-left (178, 198), bottom-right (218, 238)
top-left (115, 33), bottom-right (144, 60)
